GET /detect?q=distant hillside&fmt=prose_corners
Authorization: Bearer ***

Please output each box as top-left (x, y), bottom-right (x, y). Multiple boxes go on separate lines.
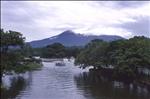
top-left (29, 30), bottom-right (124, 48)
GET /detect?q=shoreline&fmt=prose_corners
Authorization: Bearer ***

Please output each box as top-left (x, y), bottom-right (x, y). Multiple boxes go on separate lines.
top-left (89, 68), bottom-right (150, 91)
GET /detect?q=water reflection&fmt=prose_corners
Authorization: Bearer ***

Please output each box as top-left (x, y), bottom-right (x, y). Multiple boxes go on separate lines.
top-left (2, 76), bottom-right (27, 99)
top-left (1, 60), bottom-right (150, 99)
top-left (1, 72), bottom-right (33, 99)
top-left (74, 72), bottom-right (150, 99)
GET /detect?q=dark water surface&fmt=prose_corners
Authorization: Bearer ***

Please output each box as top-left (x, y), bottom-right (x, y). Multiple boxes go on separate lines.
top-left (2, 59), bottom-right (150, 99)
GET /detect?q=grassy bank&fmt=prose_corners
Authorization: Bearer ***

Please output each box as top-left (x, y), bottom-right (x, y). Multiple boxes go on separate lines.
top-left (14, 61), bottom-right (43, 73)
top-left (23, 62), bottom-right (42, 70)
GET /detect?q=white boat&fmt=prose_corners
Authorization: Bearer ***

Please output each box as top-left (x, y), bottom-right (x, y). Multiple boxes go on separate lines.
top-left (55, 61), bottom-right (65, 66)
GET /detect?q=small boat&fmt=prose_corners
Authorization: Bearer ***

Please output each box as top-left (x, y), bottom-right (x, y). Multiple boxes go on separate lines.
top-left (55, 61), bottom-right (65, 66)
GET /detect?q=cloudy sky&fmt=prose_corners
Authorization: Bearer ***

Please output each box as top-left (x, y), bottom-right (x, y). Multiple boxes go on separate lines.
top-left (1, 1), bottom-right (150, 42)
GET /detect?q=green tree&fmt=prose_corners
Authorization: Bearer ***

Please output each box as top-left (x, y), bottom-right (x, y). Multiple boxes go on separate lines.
top-left (75, 39), bottom-right (109, 69)
top-left (109, 36), bottom-right (150, 77)
top-left (75, 36), bottom-right (150, 78)
top-left (1, 29), bottom-right (25, 75)
top-left (41, 43), bottom-right (66, 58)
top-left (65, 46), bottom-right (82, 58)
top-left (1, 29), bottom-right (25, 53)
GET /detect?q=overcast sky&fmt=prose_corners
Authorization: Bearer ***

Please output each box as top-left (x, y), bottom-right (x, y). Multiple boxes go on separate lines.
top-left (1, 1), bottom-right (150, 42)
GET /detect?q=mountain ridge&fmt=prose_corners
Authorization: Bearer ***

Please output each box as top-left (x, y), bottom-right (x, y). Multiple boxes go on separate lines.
top-left (29, 30), bottom-right (124, 48)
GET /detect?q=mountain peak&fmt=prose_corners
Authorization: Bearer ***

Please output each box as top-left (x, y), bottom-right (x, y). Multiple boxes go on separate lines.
top-left (60, 30), bottom-right (75, 35)
top-left (29, 31), bottom-right (124, 48)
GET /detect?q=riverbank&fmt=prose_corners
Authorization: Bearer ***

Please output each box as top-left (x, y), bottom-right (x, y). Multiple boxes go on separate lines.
top-left (1, 61), bottom-right (43, 94)
top-left (21, 62), bottom-right (42, 71)
top-left (89, 68), bottom-right (150, 91)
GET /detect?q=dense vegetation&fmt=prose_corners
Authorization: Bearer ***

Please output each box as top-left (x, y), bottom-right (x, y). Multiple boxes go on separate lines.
top-left (75, 36), bottom-right (150, 80)
top-left (31, 43), bottom-right (82, 59)
top-left (1, 29), bottom-right (42, 77)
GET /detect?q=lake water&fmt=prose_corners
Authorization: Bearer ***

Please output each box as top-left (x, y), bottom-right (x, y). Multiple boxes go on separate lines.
top-left (1, 59), bottom-right (150, 99)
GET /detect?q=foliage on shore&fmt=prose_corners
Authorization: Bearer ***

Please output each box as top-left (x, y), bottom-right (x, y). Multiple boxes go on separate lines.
top-left (14, 59), bottom-right (42, 73)
top-left (33, 43), bottom-right (82, 58)
top-left (1, 29), bottom-right (42, 76)
top-left (75, 36), bottom-right (150, 79)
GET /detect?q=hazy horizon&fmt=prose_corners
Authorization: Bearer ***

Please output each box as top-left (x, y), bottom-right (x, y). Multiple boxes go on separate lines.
top-left (1, 1), bottom-right (150, 42)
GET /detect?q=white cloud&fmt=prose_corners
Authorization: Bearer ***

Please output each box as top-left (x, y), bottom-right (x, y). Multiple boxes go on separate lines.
top-left (1, 1), bottom-right (150, 41)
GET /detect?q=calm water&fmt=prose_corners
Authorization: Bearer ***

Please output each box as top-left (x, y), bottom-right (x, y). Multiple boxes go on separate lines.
top-left (2, 59), bottom-right (150, 99)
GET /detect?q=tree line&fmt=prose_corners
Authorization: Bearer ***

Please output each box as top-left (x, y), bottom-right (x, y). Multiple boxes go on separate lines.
top-left (75, 36), bottom-right (150, 80)
top-left (35, 43), bottom-right (82, 58)
top-left (1, 29), bottom-right (42, 77)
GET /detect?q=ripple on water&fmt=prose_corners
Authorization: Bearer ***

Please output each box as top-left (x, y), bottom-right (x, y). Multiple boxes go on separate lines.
top-left (2, 60), bottom-right (150, 99)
